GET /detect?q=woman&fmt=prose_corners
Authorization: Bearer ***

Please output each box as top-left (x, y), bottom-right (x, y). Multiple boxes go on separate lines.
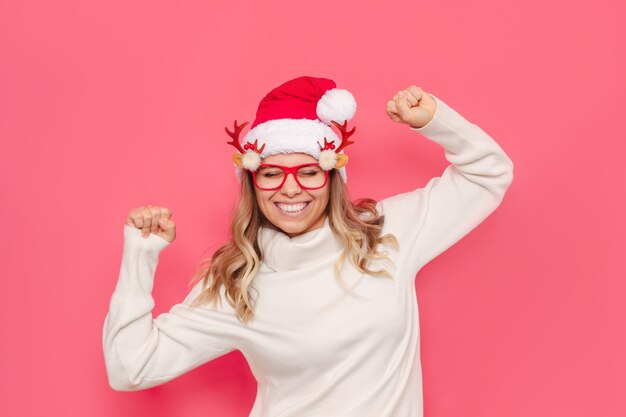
top-left (103, 76), bottom-right (514, 416)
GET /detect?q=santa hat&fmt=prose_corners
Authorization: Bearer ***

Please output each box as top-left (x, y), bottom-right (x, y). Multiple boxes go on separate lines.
top-left (225, 75), bottom-right (357, 183)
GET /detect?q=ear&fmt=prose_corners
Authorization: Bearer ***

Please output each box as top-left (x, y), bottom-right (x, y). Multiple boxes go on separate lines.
top-left (335, 154), bottom-right (348, 168)
top-left (232, 154), bottom-right (243, 168)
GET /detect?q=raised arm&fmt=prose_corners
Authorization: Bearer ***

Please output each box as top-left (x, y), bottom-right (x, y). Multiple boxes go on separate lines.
top-left (379, 87), bottom-right (514, 273)
top-left (102, 224), bottom-right (239, 391)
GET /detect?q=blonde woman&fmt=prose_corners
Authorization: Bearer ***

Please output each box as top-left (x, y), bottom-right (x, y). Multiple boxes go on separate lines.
top-left (103, 75), bottom-right (514, 417)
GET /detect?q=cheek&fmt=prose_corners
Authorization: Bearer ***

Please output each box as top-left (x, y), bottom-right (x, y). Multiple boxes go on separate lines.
top-left (313, 189), bottom-right (330, 209)
top-left (255, 192), bottom-right (273, 216)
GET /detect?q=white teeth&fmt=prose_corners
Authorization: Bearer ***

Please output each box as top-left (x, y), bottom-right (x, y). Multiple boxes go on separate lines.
top-left (276, 202), bottom-right (308, 213)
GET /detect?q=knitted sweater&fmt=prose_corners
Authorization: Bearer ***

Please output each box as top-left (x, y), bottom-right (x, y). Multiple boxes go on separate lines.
top-left (102, 94), bottom-right (514, 417)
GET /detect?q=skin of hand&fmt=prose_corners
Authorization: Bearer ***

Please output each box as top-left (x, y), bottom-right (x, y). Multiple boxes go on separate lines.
top-left (126, 205), bottom-right (176, 242)
top-left (386, 85), bottom-right (437, 128)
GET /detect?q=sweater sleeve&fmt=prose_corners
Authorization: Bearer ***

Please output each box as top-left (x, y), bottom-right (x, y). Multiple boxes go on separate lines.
top-left (378, 94), bottom-right (514, 274)
top-left (102, 225), bottom-right (238, 391)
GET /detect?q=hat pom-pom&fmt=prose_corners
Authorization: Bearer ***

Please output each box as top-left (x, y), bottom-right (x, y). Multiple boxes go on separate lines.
top-left (241, 151), bottom-right (261, 171)
top-left (318, 149), bottom-right (338, 170)
top-left (316, 88), bottom-right (357, 125)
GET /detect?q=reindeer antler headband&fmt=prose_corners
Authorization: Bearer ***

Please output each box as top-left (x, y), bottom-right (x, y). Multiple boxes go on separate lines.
top-left (226, 119), bottom-right (355, 172)
top-left (224, 76), bottom-right (357, 183)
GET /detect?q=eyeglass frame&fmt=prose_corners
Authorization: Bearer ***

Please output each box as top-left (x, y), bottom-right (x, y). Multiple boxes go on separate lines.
top-left (251, 163), bottom-right (330, 191)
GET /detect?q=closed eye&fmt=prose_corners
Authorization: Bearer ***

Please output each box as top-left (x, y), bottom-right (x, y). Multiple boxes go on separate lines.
top-left (262, 172), bottom-right (282, 178)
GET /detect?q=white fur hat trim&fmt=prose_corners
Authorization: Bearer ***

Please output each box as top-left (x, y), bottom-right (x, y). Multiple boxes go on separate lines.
top-left (242, 118), bottom-right (340, 160)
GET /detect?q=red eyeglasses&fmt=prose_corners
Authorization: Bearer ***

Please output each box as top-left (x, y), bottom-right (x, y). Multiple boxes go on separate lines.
top-left (252, 163), bottom-right (329, 191)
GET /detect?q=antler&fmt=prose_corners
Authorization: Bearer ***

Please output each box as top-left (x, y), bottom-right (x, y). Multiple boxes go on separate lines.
top-left (225, 120), bottom-right (249, 153)
top-left (243, 139), bottom-right (266, 154)
top-left (331, 120), bottom-right (356, 153)
top-left (318, 137), bottom-right (336, 151)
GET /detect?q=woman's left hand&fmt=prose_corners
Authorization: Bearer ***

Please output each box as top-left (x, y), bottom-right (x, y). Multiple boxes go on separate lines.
top-left (386, 85), bottom-right (437, 129)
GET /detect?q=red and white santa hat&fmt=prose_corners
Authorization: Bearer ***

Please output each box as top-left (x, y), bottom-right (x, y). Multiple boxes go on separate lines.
top-left (226, 75), bottom-right (357, 183)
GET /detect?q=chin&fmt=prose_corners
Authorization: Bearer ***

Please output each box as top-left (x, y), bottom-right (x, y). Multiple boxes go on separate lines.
top-left (273, 220), bottom-right (312, 237)
top-left (266, 211), bottom-right (327, 238)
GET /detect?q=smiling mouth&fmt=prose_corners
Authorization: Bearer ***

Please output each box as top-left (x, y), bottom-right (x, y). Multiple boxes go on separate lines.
top-left (275, 202), bottom-right (310, 214)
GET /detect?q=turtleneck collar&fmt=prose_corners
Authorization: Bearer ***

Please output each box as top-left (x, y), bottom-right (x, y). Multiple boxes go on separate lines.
top-left (256, 216), bottom-right (345, 272)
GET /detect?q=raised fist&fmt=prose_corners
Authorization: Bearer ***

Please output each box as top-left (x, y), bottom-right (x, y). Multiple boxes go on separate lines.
top-left (386, 85), bottom-right (437, 129)
top-left (125, 205), bottom-right (176, 243)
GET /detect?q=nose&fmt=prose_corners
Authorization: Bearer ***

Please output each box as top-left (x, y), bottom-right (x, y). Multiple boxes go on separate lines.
top-left (280, 172), bottom-right (302, 197)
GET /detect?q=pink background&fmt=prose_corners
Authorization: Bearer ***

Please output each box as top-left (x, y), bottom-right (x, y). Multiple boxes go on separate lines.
top-left (1, 0), bottom-right (624, 416)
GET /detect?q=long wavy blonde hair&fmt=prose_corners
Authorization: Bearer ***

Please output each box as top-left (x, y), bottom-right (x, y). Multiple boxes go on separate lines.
top-left (188, 169), bottom-right (399, 323)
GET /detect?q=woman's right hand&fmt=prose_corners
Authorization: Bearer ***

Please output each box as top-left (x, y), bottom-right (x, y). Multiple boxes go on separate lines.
top-left (125, 206), bottom-right (176, 243)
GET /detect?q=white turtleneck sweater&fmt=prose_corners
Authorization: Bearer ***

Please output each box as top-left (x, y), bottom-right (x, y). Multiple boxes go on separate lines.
top-left (103, 94), bottom-right (514, 417)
